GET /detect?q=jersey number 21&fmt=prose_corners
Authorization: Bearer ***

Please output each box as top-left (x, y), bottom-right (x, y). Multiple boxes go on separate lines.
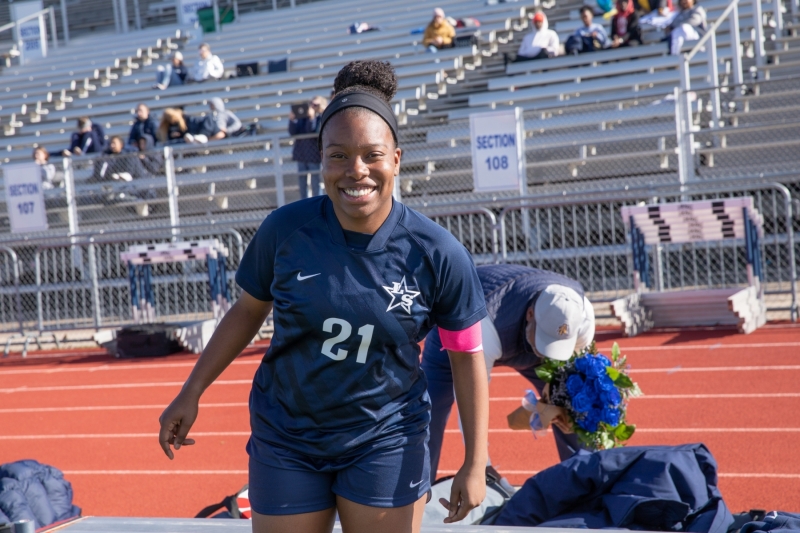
top-left (321, 318), bottom-right (374, 364)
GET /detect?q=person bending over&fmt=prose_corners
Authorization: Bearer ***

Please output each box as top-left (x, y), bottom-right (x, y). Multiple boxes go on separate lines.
top-left (158, 60), bottom-right (489, 533)
top-left (422, 264), bottom-right (596, 484)
top-left (666, 0), bottom-right (706, 55)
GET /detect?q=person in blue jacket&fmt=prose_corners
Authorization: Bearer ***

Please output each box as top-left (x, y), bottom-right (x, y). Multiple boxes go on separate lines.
top-left (127, 104), bottom-right (158, 149)
top-left (60, 117), bottom-right (105, 156)
top-left (288, 96), bottom-right (327, 199)
top-left (158, 60), bottom-right (490, 533)
top-left (422, 264), bottom-right (596, 484)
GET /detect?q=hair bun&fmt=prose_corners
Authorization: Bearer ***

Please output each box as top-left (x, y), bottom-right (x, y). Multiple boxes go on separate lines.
top-left (333, 60), bottom-right (397, 103)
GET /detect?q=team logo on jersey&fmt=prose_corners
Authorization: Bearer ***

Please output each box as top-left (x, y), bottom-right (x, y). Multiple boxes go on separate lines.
top-left (382, 276), bottom-right (420, 314)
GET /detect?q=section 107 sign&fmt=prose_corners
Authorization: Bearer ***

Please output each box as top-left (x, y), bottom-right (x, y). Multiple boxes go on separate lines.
top-left (4, 162), bottom-right (48, 233)
top-left (469, 108), bottom-right (526, 193)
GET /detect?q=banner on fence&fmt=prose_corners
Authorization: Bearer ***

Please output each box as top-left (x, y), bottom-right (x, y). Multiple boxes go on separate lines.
top-left (469, 108), bottom-right (526, 194)
top-left (4, 162), bottom-right (48, 233)
top-left (177, 0), bottom-right (213, 26)
top-left (10, 0), bottom-right (46, 63)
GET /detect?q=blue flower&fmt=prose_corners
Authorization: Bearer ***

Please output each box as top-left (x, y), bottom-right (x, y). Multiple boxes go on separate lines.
top-left (571, 391), bottom-right (592, 413)
top-left (578, 410), bottom-right (601, 432)
top-left (601, 407), bottom-right (621, 427)
top-left (601, 387), bottom-right (622, 407)
top-left (583, 379), bottom-right (601, 401)
top-left (566, 374), bottom-right (584, 397)
top-left (596, 374), bottom-right (615, 392)
top-left (575, 355), bottom-right (611, 378)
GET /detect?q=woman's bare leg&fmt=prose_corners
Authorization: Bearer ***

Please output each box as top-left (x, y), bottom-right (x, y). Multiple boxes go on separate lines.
top-left (336, 494), bottom-right (427, 533)
top-left (251, 507), bottom-right (336, 533)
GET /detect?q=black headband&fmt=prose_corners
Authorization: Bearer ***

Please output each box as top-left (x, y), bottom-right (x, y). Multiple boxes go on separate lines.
top-left (318, 91), bottom-right (398, 147)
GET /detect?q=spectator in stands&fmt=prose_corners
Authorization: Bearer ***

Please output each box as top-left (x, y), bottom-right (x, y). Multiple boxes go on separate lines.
top-left (423, 8), bottom-right (456, 52)
top-left (190, 43), bottom-right (224, 82)
top-left (209, 97), bottom-right (243, 139)
top-left (92, 136), bottom-right (146, 182)
top-left (61, 117), bottom-right (106, 156)
top-left (128, 104), bottom-right (159, 149)
top-left (135, 137), bottom-right (164, 175)
top-left (33, 147), bottom-right (59, 189)
top-left (666, 0), bottom-right (706, 55)
top-left (157, 108), bottom-right (189, 145)
top-left (637, 0), bottom-right (674, 16)
top-left (565, 6), bottom-right (609, 54)
top-left (610, 0), bottom-right (643, 47)
top-left (154, 51), bottom-right (188, 90)
top-left (511, 11), bottom-right (560, 62)
top-left (288, 95), bottom-right (327, 199)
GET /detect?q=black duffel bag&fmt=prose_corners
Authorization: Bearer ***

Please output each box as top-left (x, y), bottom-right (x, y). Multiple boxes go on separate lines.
top-left (115, 324), bottom-right (183, 358)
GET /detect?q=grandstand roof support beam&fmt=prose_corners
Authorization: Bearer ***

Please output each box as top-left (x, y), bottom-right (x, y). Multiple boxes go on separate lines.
top-left (59, 0), bottom-right (69, 43)
top-left (752, 0), bottom-right (765, 67)
top-left (731, 1), bottom-right (743, 87)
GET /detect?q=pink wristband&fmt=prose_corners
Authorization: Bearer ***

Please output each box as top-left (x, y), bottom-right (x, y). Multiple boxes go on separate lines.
top-left (439, 321), bottom-right (483, 353)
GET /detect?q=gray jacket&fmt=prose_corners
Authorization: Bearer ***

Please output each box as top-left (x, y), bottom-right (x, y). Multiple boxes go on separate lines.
top-left (669, 5), bottom-right (707, 35)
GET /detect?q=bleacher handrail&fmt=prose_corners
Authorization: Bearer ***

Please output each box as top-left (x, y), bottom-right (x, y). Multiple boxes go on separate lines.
top-left (0, 6), bottom-right (59, 61)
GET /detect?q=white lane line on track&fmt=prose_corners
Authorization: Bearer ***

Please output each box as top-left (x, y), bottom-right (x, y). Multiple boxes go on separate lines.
top-left (0, 402), bottom-right (249, 414)
top-left (594, 342), bottom-right (800, 351)
top-left (489, 393), bottom-right (800, 401)
top-left (63, 470), bottom-right (248, 475)
top-left (444, 428), bottom-right (800, 434)
top-left (2, 393), bottom-right (795, 413)
top-left (0, 358), bottom-right (261, 377)
top-left (490, 365), bottom-right (800, 377)
top-left (0, 432), bottom-right (251, 440)
top-left (437, 470), bottom-right (800, 479)
top-left (4, 428), bottom-right (800, 440)
top-left (0, 380), bottom-right (251, 393)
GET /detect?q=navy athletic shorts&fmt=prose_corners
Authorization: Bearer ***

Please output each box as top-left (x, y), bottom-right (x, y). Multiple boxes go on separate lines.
top-left (247, 430), bottom-right (432, 515)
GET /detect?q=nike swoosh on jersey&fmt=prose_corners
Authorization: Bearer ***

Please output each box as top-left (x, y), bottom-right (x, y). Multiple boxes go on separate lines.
top-left (297, 272), bottom-right (321, 281)
top-left (409, 479), bottom-right (424, 488)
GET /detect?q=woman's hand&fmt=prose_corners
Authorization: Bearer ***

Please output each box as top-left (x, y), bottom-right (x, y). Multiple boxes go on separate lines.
top-left (536, 401), bottom-right (574, 434)
top-left (507, 406), bottom-right (533, 430)
top-left (158, 389), bottom-right (199, 459)
top-left (439, 463), bottom-right (486, 523)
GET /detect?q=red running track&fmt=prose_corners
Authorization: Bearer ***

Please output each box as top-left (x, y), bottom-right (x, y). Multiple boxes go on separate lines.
top-left (1, 326), bottom-right (799, 517)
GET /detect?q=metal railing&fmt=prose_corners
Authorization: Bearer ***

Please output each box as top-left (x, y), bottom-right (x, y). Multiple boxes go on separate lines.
top-left (0, 7), bottom-right (59, 63)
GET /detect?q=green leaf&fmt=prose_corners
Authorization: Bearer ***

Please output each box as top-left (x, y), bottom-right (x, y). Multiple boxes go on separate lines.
top-left (606, 366), bottom-right (621, 381)
top-left (611, 342), bottom-right (621, 363)
top-left (613, 372), bottom-right (635, 389)
top-left (535, 365), bottom-right (554, 383)
top-left (614, 423), bottom-right (636, 441)
top-left (600, 431), bottom-right (616, 450)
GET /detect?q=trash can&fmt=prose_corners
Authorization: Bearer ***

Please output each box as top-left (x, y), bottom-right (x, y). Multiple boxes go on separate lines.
top-left (197, 6), bottom-right (235, 33)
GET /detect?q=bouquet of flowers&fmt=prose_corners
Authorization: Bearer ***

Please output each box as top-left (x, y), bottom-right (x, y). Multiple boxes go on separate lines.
top-left (531, 342), bottom-right (642, 450)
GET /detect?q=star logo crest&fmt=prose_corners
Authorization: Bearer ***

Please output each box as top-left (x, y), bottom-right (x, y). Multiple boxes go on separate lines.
top-left (382, 276), bottom-right (420, 315)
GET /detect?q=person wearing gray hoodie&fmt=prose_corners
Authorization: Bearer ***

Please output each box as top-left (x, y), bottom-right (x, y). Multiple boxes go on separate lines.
top-left (185, 97), bottom-right (243, 144)
top-left (666, 0), bottom-right (707, 54)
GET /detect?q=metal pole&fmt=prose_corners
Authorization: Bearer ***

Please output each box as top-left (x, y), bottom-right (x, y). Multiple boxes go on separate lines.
top-left (35, 251), bottom-right (43, 332)
top-left (752, 0), bottom-right (765, 67)
top-left (233, 0), bottom-right (239, 20)
top-left (60, 0), bottom-right (70, 43)
top-left (164, 146), bottom-right (180, 235)
top-left (111, 0), bottom-right (121, 34)
top-left (48, 7), bottom-right (58, 49)
top-left (132, 0), bottom-right (142, 30)
top-left (15, 20), bottom-right (24, 64)
top-left (673, 86), bottom-right (686, 186)
top-left (773, 183), bottom-right (798, 321)
top-left (731, 2), bottom-right (743, 87)
top-left (87, 242), bottom-right (102, 328)
top-left (708, 32), bottom-right (721, 129)
top-left (119, 0), bottom-right (130, 33)
top-left (290, 0), bottom-right (296, 7)
top-left (272, 136), bottom-right (285, 207)
top-left (213, 0), bottom-right (220, 32)
top-left (63, 158), bottom-right (79, 235)
top-left (773, 0), bottom-right (783, 33)
top-left (272, 0), bottom-right (278, 10)
top-left (39, 14), bottom-right (48, 58)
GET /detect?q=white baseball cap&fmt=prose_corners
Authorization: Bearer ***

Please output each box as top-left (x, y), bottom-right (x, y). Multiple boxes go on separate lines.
top-left (534, 284), bottom-right (585, 361)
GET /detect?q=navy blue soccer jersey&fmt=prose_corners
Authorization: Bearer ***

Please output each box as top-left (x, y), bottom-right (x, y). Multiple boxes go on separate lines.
top-left (236, 196), bottom-right (487, 460)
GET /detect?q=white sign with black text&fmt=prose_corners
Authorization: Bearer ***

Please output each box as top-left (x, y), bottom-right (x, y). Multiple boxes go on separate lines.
top-left (10, 0), bottom-right (46, 64)
top-left (4, 163), bottom-right (48, 233)
top-left (177, 0), bottom-right (213, 26)
top-left (469, 108), bottom-right (526, 193)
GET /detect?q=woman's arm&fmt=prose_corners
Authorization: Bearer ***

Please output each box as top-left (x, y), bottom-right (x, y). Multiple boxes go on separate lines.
top-left (157, 291), bottom-right (272, 459)
top-left (443, 349), bottom-right (489, 523)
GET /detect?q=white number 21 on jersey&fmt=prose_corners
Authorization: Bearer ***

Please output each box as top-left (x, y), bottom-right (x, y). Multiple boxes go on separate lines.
top-left (321, 318), bottom-right (375, 364)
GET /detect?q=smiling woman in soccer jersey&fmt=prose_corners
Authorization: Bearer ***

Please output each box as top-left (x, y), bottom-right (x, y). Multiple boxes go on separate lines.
top-left (158, 60), bottom-right (489, 533)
